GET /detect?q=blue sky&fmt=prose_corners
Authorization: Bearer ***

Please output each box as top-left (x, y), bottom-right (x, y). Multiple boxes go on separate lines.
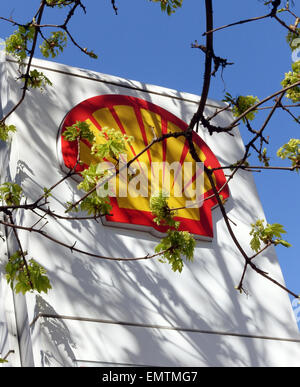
top-left (1, 0), bottom-right (299, 326)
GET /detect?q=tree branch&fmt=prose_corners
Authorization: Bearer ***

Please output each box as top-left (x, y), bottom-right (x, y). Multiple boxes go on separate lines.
top-left (0, 0), bottom-right (46, 125)
top-left (7, 212), bottom-right (34, 290)
top-left (0, 217), bottom-right (172, 262)
top-left (203, 14), bottom-right (270, 36)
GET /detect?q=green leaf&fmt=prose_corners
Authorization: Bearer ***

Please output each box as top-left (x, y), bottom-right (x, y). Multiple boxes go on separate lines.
top-left (150, 191), bottom-right (179, 229)
top-left (281, 61), bottom-right (300, 103)
top-left (286, 28), bottom-right (300, 50)
top-left (258, 148), bottom-right (270, 167)
top-left (0, 123), bottom-right (17, 142)
top-left (223, 93), bottom-right (260, 123)
top-left (250, 235), bottom-right (261, 253)
top-left (63, 121), bottom-right (95, 143)
top-left (249, 219), bottom-right (291, 253)
top-left (43, 187), bottom-right (53, 198)
top-left (79, 191), bottom-right (112, 216)
top-left (86, 50), bottom-right (98, 59)
top-left (155, 230), bottom-right (195, 272)
top-left (39, 31), bottom-right (67, 59)
top-left (5, 25), bottom-right (36, 62)
top-left (274, 239), bottom-right (292, 248)
top-left (151, 0), bottom-right (183, 14)
top-left (277, 138), bottom-right (300, 170)
top-left (235, 95), bottom-right (260, 122)
top-left (23, 69), bottom-right (52, 91)
top-left (5, 252), bottom-right (51, 294)
top-left (91, 127), bottom-right (133, 160)
top-left (0, 182), bottom-right (22, 206)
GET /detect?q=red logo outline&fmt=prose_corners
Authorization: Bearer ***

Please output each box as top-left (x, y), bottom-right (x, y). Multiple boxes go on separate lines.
top-left (59, 95), bottom-right (229, 239)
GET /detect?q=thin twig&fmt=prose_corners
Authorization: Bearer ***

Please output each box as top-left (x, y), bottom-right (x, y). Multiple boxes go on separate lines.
top-left (203, 14), bottom-right (270, 36)
top-left (0, 217), bottom-right (173, 262)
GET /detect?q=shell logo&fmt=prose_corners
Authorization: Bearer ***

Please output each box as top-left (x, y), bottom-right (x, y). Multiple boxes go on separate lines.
top-left (59, 95), bottom-right (229, 240)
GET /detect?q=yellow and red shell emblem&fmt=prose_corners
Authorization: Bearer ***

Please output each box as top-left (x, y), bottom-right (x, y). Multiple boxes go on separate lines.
top-left (59, 95), bottom-right (229, 239)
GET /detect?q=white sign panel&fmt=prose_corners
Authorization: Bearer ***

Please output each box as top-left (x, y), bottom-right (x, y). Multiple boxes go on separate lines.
top-left (0, 56), bottom-right (300, 367)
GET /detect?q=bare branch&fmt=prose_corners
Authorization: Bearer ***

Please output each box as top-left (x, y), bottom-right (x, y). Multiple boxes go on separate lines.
top-left (203, 14), bottom-right (270, 36)
top-left (0, 217), bottom-right (172, 262)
